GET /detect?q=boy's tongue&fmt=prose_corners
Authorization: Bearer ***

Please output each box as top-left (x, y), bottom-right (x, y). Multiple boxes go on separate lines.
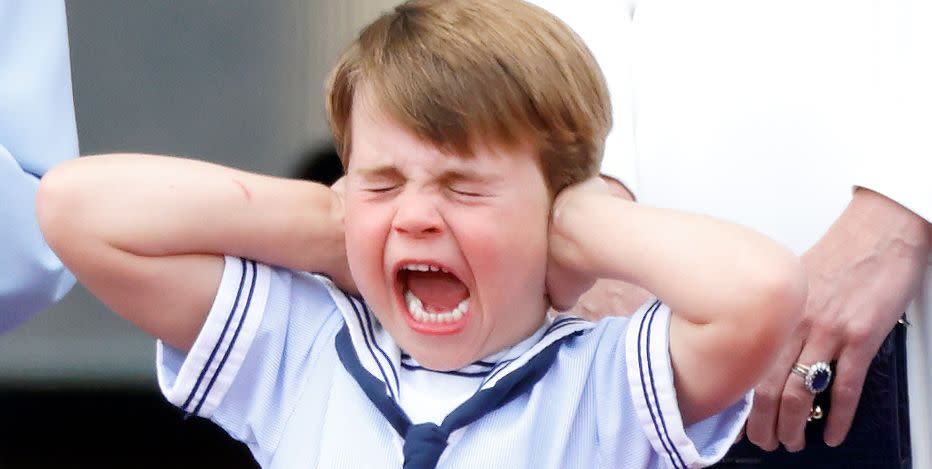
top-left (406, 271), bottom-right (468, 313)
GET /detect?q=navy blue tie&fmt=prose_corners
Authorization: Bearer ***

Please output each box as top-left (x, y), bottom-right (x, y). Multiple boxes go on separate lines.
top-left (336, 325), bottom-right (579, 469)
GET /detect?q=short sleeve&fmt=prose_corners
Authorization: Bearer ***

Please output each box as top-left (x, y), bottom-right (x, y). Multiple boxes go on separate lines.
top-left (624, 301), bottom-right (751, 468)
top-left (156, 256), bottom-right (344, 460)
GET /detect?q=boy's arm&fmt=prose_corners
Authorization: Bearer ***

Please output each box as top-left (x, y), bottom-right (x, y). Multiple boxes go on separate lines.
top-left (549, 178), bottom-right (806, 425)
top-left (37, 154), bottom-right (348, 352)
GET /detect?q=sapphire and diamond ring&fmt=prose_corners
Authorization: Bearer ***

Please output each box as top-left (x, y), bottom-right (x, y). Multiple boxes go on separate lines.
top-left (792, 361), bottom-right (832, 394)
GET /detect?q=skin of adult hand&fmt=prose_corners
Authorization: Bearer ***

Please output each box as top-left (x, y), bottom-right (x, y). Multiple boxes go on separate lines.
top-left (564, 277), bottom-right (652, 320)
top-left (746, 188), bottom-right (931, 452)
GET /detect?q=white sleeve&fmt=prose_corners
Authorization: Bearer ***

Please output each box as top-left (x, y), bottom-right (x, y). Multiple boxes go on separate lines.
top-left (156, 256), bottom-right (344, 460)
top-left (527, 0), bottom-right (639, 197)
top-left (853, 1), bottom-right (932, 223)
top-left (0, 1), bottom-right (78, 329)
top-left (624, 301), bottom-right (752, 468)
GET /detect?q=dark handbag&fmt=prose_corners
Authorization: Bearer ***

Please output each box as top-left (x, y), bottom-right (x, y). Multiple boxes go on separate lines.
top-left (714, 320), bottom-right (911, 468)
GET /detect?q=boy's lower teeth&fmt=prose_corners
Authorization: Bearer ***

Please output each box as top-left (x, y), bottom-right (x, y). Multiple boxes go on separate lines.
top-left (404, 290), bottom-right (469, 323)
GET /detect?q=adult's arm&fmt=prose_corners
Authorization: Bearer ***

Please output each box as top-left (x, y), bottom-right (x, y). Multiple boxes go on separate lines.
top-left (746, 3), bottom-right (932, 451)
top-left (746, 188), bottom-right (930, 451)
top-left (0, 1), bottom-right (79, 332)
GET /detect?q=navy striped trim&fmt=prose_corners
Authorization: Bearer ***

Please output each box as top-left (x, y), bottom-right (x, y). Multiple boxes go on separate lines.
top-left (342, 292), bottom-right (399, 399)
top-left (399, 362), bottom-right (491, 377)
top-left (182, 259), bottom-right (256, 415)
top-left (361, 301), bottom-right (401, 394)
top-left (544, 317), bottom-right (588, 336)
top-left (335, 326), bottom-right (410, 436)
top-left (401, 353), bottom-right (496, 369)
top-left (480, 358), bottom-right (517, 387)
top-left (191, 260), bottom-right (258, 415)
top-left (636, 300), bottom-right (686, 469)
top-left (480, 317), bottom-right (590, 387)
top-left (400, 353), bottom-right (494, 376)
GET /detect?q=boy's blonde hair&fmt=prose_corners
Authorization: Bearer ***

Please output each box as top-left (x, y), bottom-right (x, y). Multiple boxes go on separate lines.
top-left (326, 0), bottom-right (611, 194)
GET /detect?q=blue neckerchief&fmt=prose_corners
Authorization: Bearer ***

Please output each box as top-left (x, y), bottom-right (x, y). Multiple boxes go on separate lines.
top-left (326, 286), bottom-right (593, 469)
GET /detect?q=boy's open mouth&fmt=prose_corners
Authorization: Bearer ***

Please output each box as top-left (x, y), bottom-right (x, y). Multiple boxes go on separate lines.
top-left (397, 263), bottom-right (470, 335)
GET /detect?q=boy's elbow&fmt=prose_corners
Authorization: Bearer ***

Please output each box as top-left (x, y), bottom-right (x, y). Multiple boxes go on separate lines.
top-left (744, 255), bottom-right (808, 353)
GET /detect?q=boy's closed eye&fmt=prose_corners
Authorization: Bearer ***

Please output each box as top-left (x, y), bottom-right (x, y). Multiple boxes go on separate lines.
top-left (447, 185), bottom-right (490, 198)
top-left (365, 185), bottom-right (400, 193)
top-left (352, 166), bottom-right (404, 194)
top-left (440, 170), bottom-right (500, 201)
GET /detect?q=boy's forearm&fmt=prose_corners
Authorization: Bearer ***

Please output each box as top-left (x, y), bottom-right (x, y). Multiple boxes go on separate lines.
top-left (551, 187), bottom-right (805, 325)
top-left (39, 154), bottom-right (348, 281)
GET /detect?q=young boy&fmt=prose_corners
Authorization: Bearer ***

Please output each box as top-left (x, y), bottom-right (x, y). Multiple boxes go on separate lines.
top-left (37, 0), bottom-right (805, 467)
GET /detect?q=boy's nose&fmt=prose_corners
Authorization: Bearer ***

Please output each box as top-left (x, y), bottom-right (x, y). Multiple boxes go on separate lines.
top-left (392, 192), bottom-right (443, 237)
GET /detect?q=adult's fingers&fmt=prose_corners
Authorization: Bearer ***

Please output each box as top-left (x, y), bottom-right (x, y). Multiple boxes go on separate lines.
top-left (746, 335), bottom-right (804, 451)
top-left (569, 278), bottom-right (651, 320)
top-left (776, 337), bottom-right (837, 452)
top-left (823, 342), bottom-right (873, 447)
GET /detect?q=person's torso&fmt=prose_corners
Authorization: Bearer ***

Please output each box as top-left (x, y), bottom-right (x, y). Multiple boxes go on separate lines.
top-left (630, 0), bottom-right (875, 253)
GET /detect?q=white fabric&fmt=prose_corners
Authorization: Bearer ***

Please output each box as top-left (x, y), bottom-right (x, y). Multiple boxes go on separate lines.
top-left (397, 318), bottom-right (552, 425)
top-left (529, 0), bottom-right (931, 465)
top-left (157, 256), bottom-right (750, 468)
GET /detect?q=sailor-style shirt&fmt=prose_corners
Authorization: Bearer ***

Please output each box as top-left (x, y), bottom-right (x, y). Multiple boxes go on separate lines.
top-left (157, 256), bottom-right (750, 468)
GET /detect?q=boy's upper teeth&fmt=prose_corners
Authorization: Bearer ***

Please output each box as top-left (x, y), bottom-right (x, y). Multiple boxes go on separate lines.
top-left (403, 263), bottom-right (448, 273)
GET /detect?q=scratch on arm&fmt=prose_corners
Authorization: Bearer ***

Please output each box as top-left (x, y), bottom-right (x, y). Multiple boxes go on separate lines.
top-left (233, 178), bottom-right (252, 201)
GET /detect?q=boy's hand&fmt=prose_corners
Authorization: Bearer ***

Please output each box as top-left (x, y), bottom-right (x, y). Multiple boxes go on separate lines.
top-left (326, 176), bottom-right (358, 294)
top-left (546, 177), bottom-right (614, 311)
top-left (554, 177), bottom-right (651, 318)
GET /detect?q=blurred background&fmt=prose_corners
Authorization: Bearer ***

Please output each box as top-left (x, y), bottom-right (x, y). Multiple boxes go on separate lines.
top-left (0, 1), bottom-right (393, 467)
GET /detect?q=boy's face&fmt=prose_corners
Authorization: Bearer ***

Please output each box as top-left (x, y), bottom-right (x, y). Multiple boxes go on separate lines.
top-left (343, 99), bottom-right (551, 370)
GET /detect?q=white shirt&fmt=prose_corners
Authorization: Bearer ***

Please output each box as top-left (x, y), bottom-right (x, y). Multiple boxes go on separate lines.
top-left (156, 257), bottom-right (750, 468)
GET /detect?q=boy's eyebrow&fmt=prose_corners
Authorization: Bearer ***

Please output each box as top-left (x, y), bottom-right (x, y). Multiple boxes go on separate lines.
top-left (353, 165), bottom-right (502, 184)
top-left (353, 165), bottom-right (403, 180)
top-left (437, 167), bottom-right (501, 185)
